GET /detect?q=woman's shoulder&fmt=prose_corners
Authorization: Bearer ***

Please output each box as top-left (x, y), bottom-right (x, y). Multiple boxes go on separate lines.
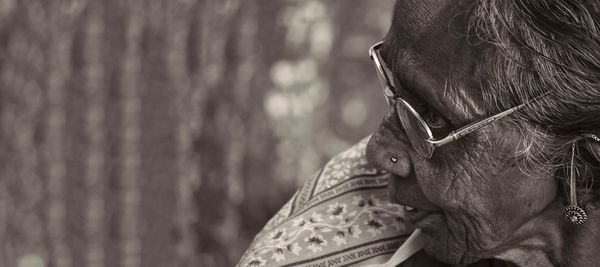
top-left (237, 137), bottom-right (417, 267)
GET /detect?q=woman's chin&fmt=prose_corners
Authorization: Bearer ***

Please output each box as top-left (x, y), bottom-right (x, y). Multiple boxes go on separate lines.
top-left (420, 225), bottom-right (479, 265)
top-left (422, 238), bottom-right (464, 265)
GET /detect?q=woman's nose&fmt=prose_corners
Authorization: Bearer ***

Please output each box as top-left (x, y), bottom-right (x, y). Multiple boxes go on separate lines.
top-left (366, 122), bottom-right (412, 178)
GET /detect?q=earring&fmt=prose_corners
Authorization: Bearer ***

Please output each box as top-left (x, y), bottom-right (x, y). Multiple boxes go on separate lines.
top-left (390, 156), bottom-right (398, 163)
top-left (564, 143), bottom-right (588, 225)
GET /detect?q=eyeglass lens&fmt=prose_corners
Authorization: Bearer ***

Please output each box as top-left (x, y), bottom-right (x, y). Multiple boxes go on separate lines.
top-left (371, 43), bottom-right (434, 158)
top-left (395, 100), bottom-right (434, 158)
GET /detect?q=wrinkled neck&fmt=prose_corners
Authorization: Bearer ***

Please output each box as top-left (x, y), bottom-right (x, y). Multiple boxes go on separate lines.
top-left (492, 202), bottom-right (600, 267)
top-left (561, 215), bottom-right (600, 267)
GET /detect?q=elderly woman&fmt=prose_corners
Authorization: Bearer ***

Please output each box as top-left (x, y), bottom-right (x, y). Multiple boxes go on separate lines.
top-left (239, 0), bottom-right (600, 266)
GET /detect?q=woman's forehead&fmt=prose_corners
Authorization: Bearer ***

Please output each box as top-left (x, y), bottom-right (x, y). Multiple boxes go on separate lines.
top-left (386, 0), bottom-right (476, 62)
top-left (388, 0), bottom-right (446, 41)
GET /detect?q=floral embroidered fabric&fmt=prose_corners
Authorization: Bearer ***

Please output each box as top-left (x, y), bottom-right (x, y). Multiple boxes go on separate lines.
top-left (237, 137), bottom-right (415, 267)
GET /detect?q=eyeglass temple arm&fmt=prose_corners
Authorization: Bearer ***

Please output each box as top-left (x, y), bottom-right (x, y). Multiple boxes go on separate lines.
top-left (432, 92), bottom-right (550, 147)
top-left (432, 104), bottom-right (526, 146)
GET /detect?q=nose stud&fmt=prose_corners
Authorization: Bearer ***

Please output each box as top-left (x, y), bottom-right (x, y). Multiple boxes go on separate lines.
top-left (390, 156), bottom-right (398, 163)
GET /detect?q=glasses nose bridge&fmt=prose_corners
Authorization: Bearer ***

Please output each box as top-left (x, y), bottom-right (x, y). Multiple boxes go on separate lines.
top-left (386, 90), bottom-right (400, 109)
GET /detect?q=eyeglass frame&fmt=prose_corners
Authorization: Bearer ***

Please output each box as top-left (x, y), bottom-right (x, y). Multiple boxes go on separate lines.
top-left (368, 41), bottom-right (545, 158)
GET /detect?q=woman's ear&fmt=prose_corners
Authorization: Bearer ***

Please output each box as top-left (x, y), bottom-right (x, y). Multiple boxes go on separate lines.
top-left (578, 135), bottom-right (600, 211)
top-left (582, 134), bottom-right (600, 162)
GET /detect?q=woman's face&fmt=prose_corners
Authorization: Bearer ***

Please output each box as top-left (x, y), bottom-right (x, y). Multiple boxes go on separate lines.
top-left (366, 0), bottom-right (559, 264)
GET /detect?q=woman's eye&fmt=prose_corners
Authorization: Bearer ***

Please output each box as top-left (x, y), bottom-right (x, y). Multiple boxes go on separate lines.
top-left (423, 110), bottom-right (447, 129)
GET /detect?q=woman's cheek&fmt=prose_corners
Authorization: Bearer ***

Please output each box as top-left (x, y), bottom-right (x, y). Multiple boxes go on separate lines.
top-left (495, 168), bottom-right (557, 217)
top-left (413, 159), bottom-right (466, 208)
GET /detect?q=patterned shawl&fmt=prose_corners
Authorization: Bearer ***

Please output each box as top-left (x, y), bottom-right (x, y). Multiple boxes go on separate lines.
top-left (237, 138), bottom-right (416, 267)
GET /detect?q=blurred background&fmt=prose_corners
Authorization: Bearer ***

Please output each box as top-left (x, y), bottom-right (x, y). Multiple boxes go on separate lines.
top-left (0, 0), bottom-right (394, 266)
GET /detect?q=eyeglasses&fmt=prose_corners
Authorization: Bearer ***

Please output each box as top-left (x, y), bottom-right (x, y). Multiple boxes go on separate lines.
top-left (369, 41), bottom-right (544, 158)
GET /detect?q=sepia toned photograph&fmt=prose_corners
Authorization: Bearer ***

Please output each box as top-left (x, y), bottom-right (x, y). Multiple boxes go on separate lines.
top-left (1, 0), bottom-right (599, 267)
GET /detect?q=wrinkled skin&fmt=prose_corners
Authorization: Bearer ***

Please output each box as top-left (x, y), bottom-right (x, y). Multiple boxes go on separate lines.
top-left (365, 0), bottom-right (569, 265)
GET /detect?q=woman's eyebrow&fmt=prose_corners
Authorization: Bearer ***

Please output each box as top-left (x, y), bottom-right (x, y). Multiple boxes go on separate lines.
top-left (385, 50), bottom-right (431, 99)
top-left (389, 51), bottom-right (468, 124)
top-left (380, 41), bottom-right (477, 126)
top-left (380, 39), bottom-right (459, 118)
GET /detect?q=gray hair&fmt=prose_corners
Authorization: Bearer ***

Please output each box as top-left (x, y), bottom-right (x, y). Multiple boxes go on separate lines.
top-left (467, 0), bottom-right (600, 183)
